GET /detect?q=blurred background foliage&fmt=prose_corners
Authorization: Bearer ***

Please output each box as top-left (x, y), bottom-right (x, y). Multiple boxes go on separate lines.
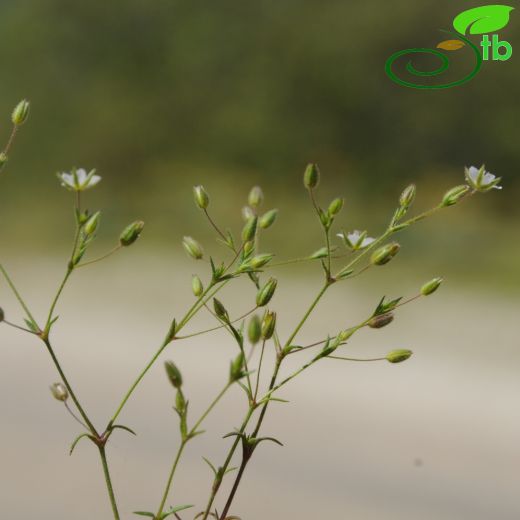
top-left (0, 0), bottom-right (518, 287)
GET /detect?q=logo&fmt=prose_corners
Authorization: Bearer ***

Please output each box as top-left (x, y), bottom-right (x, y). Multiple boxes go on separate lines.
top-left (385, 5), bottom-right (514, 89)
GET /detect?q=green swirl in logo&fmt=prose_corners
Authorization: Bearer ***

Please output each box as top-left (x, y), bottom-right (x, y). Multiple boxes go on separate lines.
top-left (385, 32), bottom-right (482, 89)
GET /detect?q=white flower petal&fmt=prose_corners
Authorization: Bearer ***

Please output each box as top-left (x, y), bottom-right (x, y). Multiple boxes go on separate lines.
top-left (483, 172), bottom-right (496, 184)
top-left (86, 175), bottom-right (102, 187)
top-left (360, 237), bottom-right (375, 248)
top-left (75, 168), bottom-right (88, 183)
top-left (467, 166), bottom-right (479, 182)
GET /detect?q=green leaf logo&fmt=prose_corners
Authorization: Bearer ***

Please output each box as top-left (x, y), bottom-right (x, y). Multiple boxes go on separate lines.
top-left (453, 5), bottom-right (514, 35)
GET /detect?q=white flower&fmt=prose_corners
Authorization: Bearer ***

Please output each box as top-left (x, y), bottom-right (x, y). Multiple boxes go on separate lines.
top-left (57, 168), bottom-right (101, 192)
top-left (337, 230), bottom-right (375, 250)
top-left (465, 165), bottom-right (502, 192)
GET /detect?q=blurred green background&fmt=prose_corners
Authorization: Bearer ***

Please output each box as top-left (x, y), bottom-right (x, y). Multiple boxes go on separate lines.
top-left (0, 3), bottom-right (519, 519)
top-left (0, 0), bottom-right (518, 287)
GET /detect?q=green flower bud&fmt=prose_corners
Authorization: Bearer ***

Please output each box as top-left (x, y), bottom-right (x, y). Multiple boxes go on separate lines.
top-left (0, 307), bottom-right (4, 322)
top-left (421, 277), bottom-right (443, 296)
top-left (248, 314), bottom-right (261, 344)
top-left (192, 275), bottom-right (203, 297)
top-left (213, 298), bottom-right (229, 321)
top-left (193, 185), bottom-right (209, 209)
top-left (386, 349), bottom-right (413, 364)
top-left (50, 382), bottom-right (69, 402)
top-left (84, 211), bottom-right (101, 236)
top-left (261, 310), bottom-right (276, 340)
top-left (120, 221), bottom-right (144, 246)
top-left (256, 277), bottom-right (277, 307)
top-left (310, 246), bottom-right (329, 259)
top-left (164, 361), bottom-right (183, 388)
top-left (243, 240), bottom-right (254, 256)
top-left (175, 389), bottom-right (186, 414)
top-left (12, 99), bottom-right (30, 125)
top-left (399, 184), bottom-right (416, 208)
top-left (242, 253), bottom-right (274, 270)
top-left (242, 206), bottom-right (255, 221)
top-left (0, 152), bottom-right (8, 170)
top-left (182, 236), bottom-right (204, 260)
top-left (259, 209), bottom-right (278, 229)
top-left (328, 198), bottom-right (344, 217)
top-left (229, 352), bottom-right (245, 383)
top-left (442, 185), bottom-right (470, 207)
top-left (303, 163), bottom-right (320, 189)
top-left (368, 312), bottom-right (394, 329)
top-left (248, 186), bottom-right (264, 208)
top-left (338, 328), bottom-right (355, 342)
top-left (242, 216), bottom-right (258, 242)
top-left (370, 243), bottom-right (400, 266)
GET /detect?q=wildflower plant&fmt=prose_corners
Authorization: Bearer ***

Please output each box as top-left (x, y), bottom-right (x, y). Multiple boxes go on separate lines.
top-left (0, 100), bottom-right (502, 520)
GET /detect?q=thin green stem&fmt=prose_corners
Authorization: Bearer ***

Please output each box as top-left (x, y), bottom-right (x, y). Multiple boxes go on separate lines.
top-left (254, 340), bottom-right (266, 401)
top-left (42, 338), bottom-right (98, 435)
top-left (2, 125), bottom-right (18, 156)
top-left (76, 244), bottom-right (122, 268)
top-left (156, 382), bottom-right (231, 518)
top-left (98, 446), bottom-right (120, 520)
top-left (0, 263), bottom-right (39, 328)
top-left (328, 355), bottom-right (386, 362)
top-left (284, 282), bottom-right (330, 348)
top-left (156, 441), bottom-right (187, 519)
top-left (109, 281), bottom-right (226, 426)
top-left (45, 267), bottom-right (73, 330)
top-left (2, 319), bottom-right (37, 334)
top-left (200, 408), bottom-right (255, 520)
top-left (176, 306), bottom-right (257, 340)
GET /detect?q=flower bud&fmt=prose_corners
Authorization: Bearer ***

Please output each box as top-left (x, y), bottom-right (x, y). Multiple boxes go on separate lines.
top-left (242, 216), bottom-right (258, 242)
top-left (259, 209), bottom-right (278, 229)
top-left (248, 186), bottom-right (264, 208)
top-left (175, 389), bottom-right (186, 414)
top-left (303, 163), bottom-right (320, 189)
top-left (243, 240), bottom-right (254, 256)
top-left (182, 236), bottom-right (204, 260)
top-left (243, 253), bottom-right (273, 270)
top-left (261, 310), bottom-right (276, 340)
top-left (368, 312), bottom-right (394, 329)
top-left (12, 99), bottom-right (30, 125)
top-left (213, 298), bottom-right (229, 321)
top-left (399, 184), bottom-right (416, 208)
top-left (442, 185), bottom-right (470, 207)
top-left (0, 307), bottom-right (4, 322)
top-left (229, 352), bottom-right (245, 382)
top-left (248, 314), bottom-right (261, 344)
top-left (421, 277), bottom-right (443, 296)
top-left (50, 382), bottom-right (69, 402)
top-left (120, 221), bottom-right (144, 246)
top-left (84, 211), bottom-right (101, 236)
top-left (256, 278), bottom-right (277, 307)
top-left (192, 275), bottom-right (203, 297)
top-left (338, 328), bottom-right (355, 342)
top-left (0, 152), bottom-right (8, 170)
top-left (193, 185), bottom-right (209, 209)
top-left (328, 198), bottom-right (344, 217)
top-left (370, 243), bottom-right (400, 266)
top-left (241, 206), bottom-right (255, 221)
top-left (310, 246), bottom-right (329, 259)
top-left (165, 361), bottom-right (183, 388)
top-left (386, 349), bottom-right (413, 364)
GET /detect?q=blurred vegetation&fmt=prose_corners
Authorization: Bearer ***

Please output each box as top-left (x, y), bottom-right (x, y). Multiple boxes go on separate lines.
top-left (0, 0), bottom-right (518, 288)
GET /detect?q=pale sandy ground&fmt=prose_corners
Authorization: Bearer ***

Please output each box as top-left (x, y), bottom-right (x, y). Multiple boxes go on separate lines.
top-left (0, 253), bottom-right (518, 519)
